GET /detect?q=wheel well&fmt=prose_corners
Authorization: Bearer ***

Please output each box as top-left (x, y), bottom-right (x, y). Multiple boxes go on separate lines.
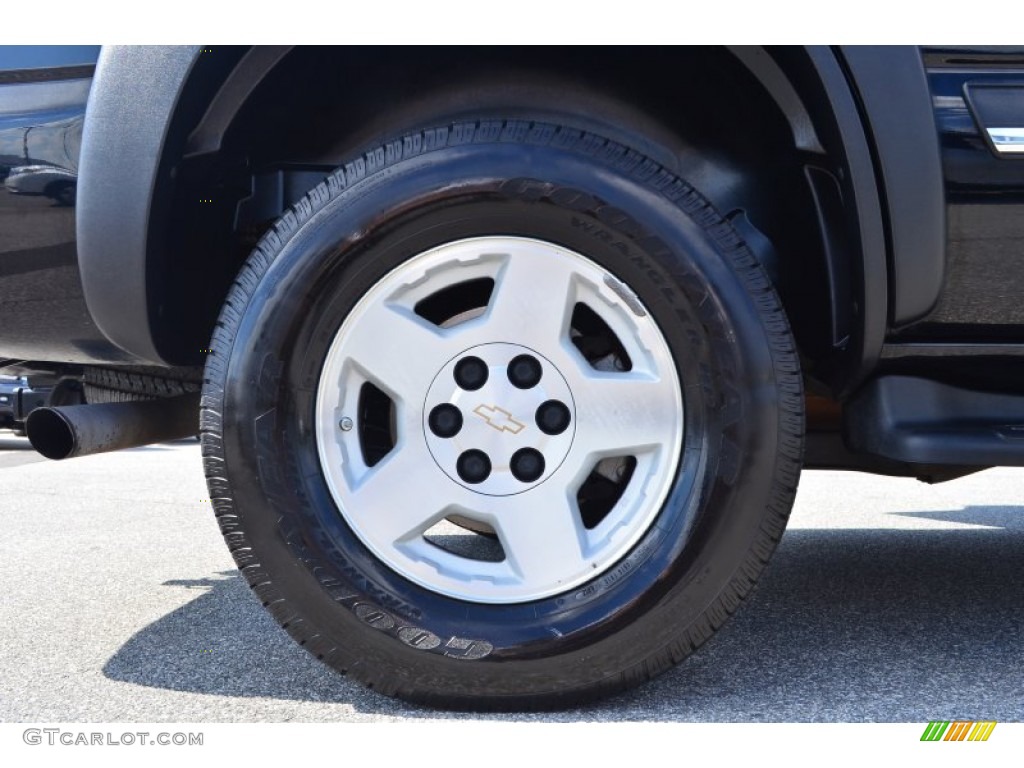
top-left (152, 47), bottom-right (851, 390)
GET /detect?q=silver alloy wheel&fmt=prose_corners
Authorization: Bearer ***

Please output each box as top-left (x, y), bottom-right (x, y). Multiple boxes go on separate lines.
top-left (315, 236), bottom-right (683, 603)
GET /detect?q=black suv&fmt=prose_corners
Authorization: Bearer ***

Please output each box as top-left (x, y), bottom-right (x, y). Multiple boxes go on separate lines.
top-left (1, 46), bottom-right (1021, 709)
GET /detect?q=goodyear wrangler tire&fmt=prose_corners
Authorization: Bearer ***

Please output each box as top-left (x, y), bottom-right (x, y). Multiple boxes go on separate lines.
top-left (201, 117), bottom-right (803, 709)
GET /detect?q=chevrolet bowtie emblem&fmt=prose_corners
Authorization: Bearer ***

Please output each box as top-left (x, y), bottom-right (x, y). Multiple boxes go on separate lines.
top-left (473, 404), bottom-right (526, 434)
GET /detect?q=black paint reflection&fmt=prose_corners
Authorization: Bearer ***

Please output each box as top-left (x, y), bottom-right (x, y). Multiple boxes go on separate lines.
top-left (0, 78), bottom-right (129, 363)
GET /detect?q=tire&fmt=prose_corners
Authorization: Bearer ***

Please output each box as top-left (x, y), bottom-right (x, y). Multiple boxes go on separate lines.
top-left (202, 117), bottom-right (803, 709)
top-left (83, 366), bottom-right (202, 404)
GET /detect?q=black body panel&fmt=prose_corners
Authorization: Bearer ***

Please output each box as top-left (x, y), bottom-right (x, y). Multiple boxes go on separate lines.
top-left (889, 54), bottom-right (1024, 346)
top-left (0, 47), bottom-right (137, 364)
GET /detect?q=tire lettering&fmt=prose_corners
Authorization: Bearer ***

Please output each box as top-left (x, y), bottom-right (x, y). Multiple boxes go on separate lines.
top-left (572, 534), bottom-right (660, 602)
top-left (569, 216), bottom-right (631, 255)
top-left (443, 637), bottom-right (494, 660)
top-left (595, 205), bottom-right (641, 238)
top-left (398, 627), bottom-right (441, 650)
top-left (354, 603), bottom-right (396, 630)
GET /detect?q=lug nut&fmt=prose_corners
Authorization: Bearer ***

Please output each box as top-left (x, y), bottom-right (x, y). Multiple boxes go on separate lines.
top-left (507, 354), bottom-right (542, 389)
top-left (428, 404), bottom-right (463, 438)
top-left (454, 356), bottom-right (488, 391)
top-left (457, 449), bottom-right (492, 484)
top-left (510, 447), bottom-right (545, 483)
top-left (536, 400), bottom-right (571, 435)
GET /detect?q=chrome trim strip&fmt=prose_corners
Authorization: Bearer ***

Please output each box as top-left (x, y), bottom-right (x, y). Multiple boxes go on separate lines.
top-left (987, 127), bottom-right (1024, 153)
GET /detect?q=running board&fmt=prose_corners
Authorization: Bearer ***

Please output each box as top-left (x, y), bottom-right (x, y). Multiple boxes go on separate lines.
top-left (845, 376), bottom-right (1024, 466)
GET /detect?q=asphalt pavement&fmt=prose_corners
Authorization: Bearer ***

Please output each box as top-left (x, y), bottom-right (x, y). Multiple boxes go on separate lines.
top-left (1, 433), bottom-right (1022, 722)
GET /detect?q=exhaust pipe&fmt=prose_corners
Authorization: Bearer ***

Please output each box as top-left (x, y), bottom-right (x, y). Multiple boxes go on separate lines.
top-left (26, 393), bottom-right (200, 460)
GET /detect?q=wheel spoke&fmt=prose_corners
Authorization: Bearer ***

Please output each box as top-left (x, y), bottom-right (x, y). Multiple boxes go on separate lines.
top-left (573, 372), bottom-right (681, 456)
top-left (339, 302), bottom-right (452, 406)
top-left (494, 483), bottom-right (587, 585)
top-left (347, 442), bottom-right (449, 545)
top-left (482, 248), bottom-right (577, 349)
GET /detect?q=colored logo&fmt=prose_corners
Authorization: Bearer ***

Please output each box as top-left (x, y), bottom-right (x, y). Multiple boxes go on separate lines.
top-left (473, 404), bottom-right (525, 434)
top-left (921, 721), bottom-right (996, 742)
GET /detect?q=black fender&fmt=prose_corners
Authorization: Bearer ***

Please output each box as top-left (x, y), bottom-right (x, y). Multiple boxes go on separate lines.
top-left (77, 46), bottom-right (201, 364)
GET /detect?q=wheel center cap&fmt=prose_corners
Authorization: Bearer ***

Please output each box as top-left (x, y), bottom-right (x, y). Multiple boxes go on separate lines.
top-left (423, 343), bottom-right (576, 496)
